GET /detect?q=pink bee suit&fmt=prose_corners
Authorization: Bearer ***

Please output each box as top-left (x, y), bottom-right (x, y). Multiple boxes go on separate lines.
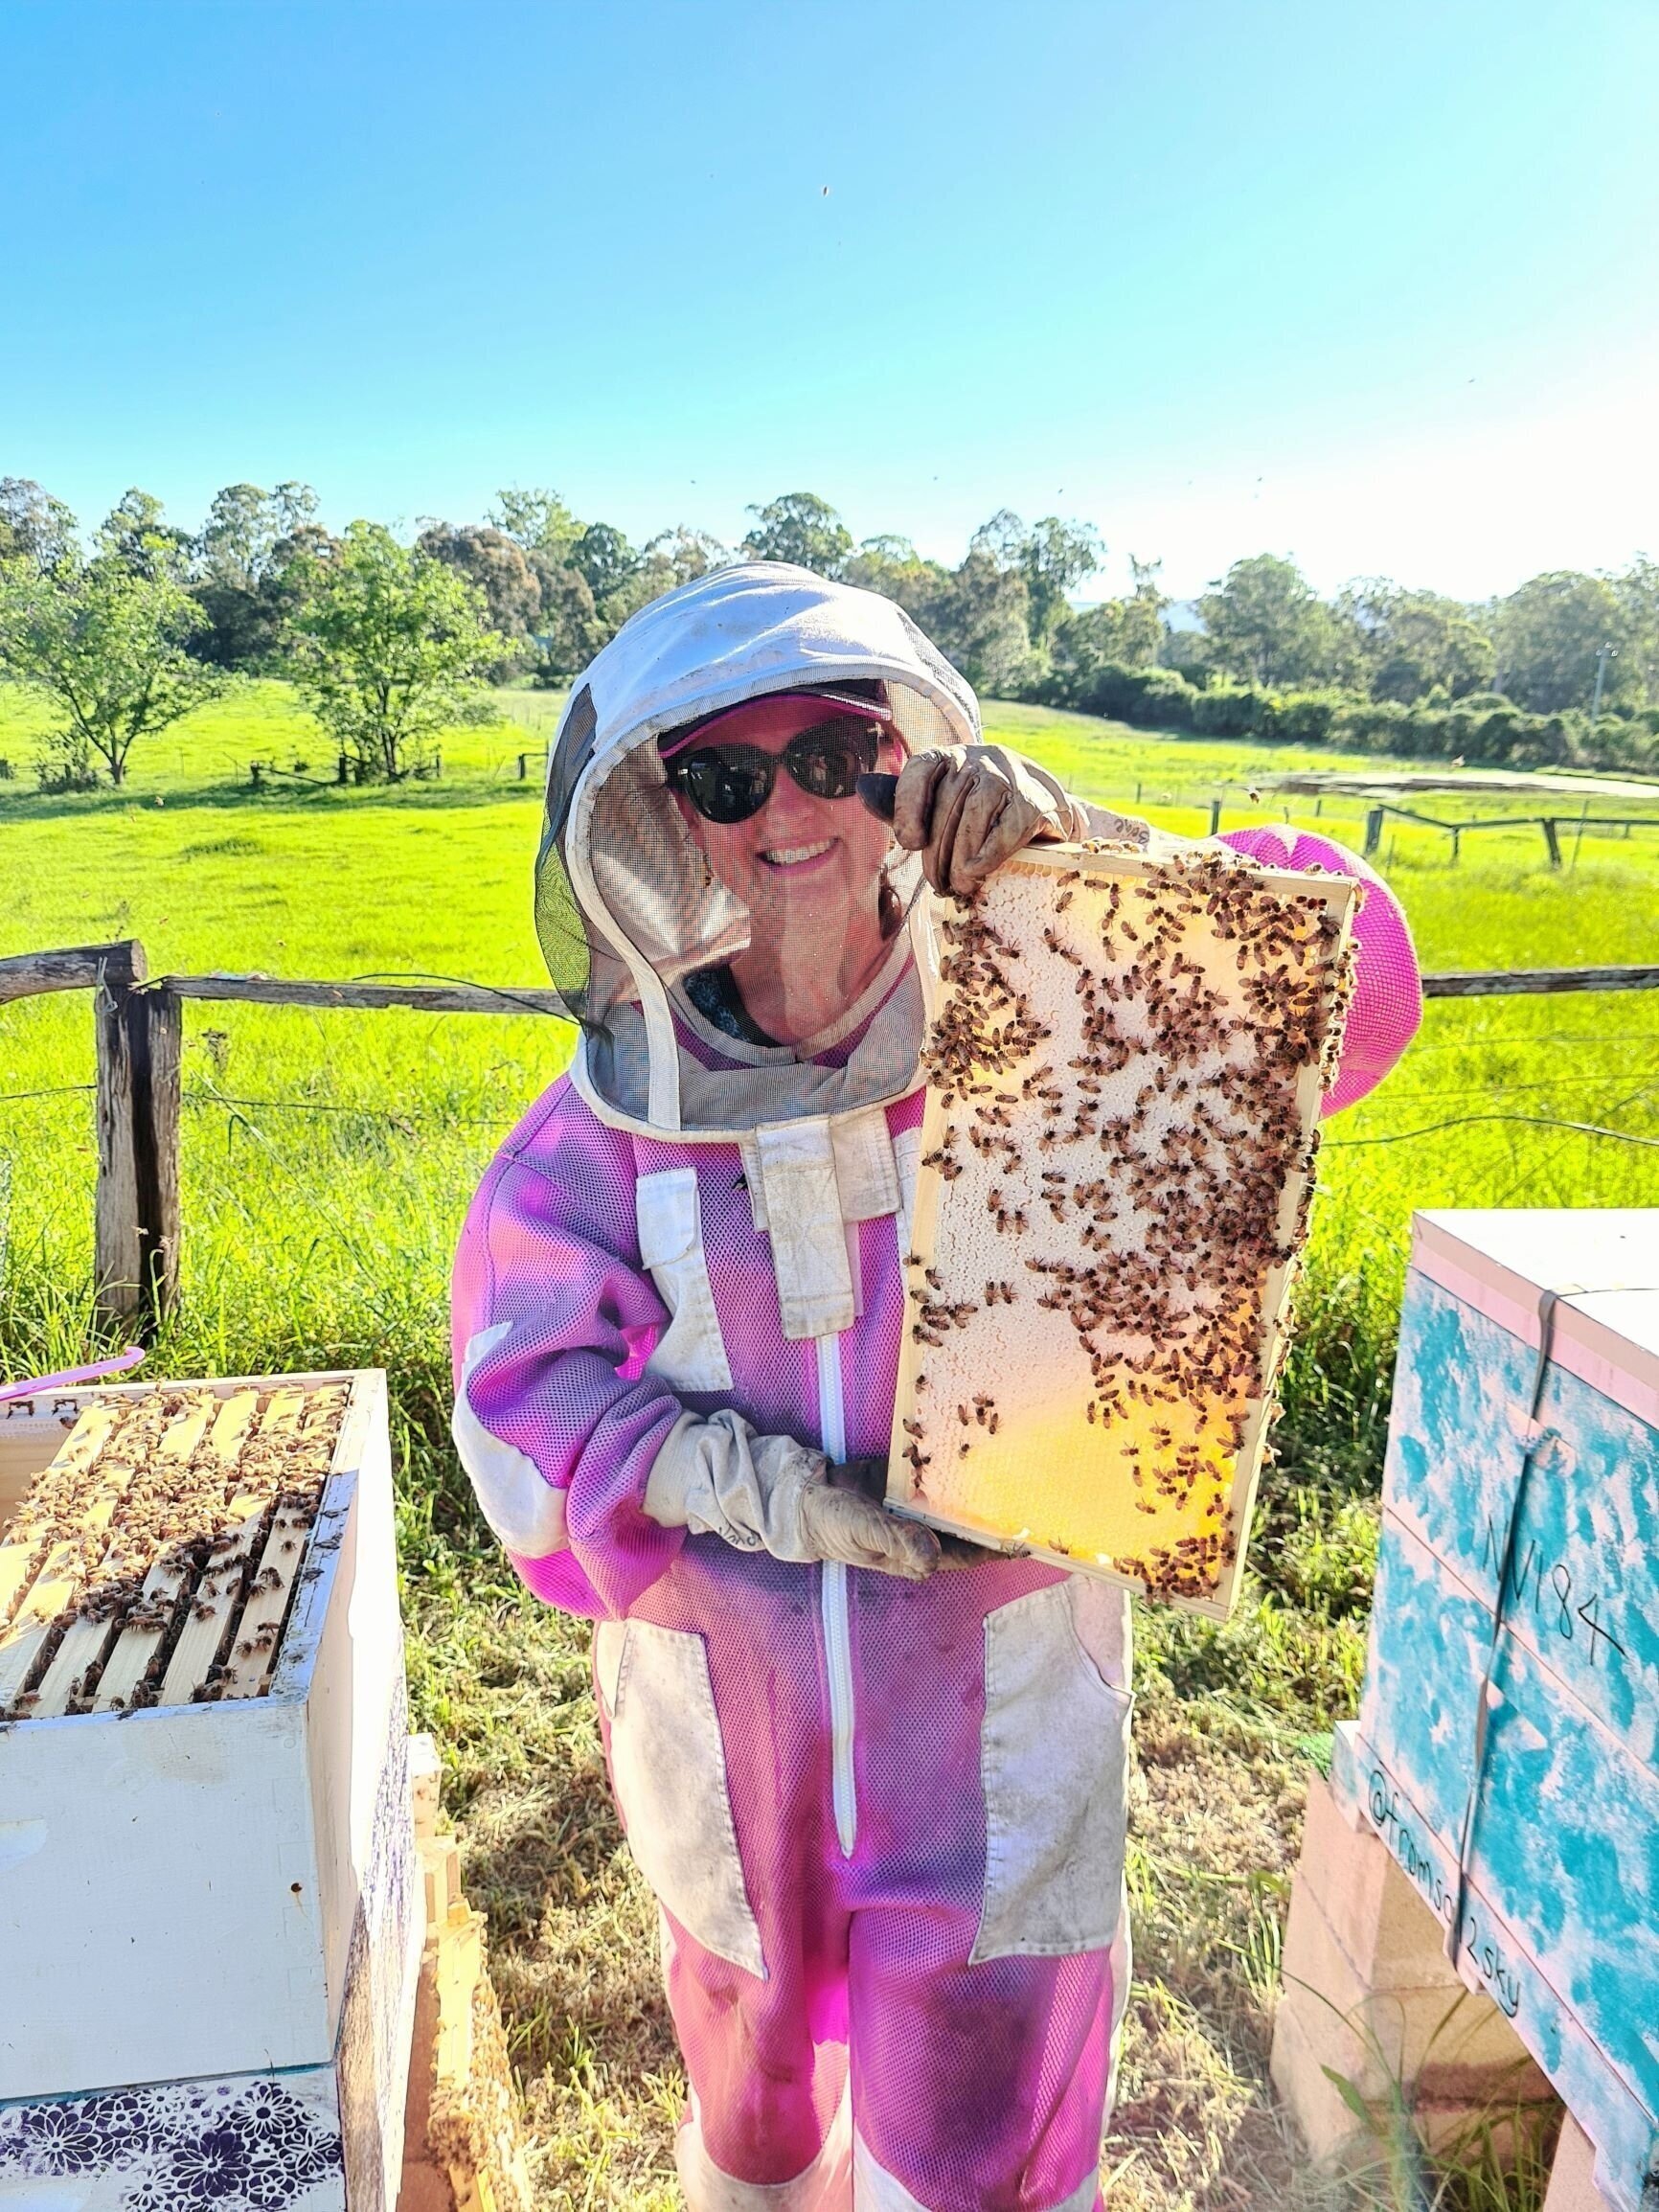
top-left (450, 565), bottom-right (1421, 2211)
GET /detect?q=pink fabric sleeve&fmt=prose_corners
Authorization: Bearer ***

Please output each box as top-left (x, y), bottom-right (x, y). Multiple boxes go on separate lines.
top-left (450, 1080), bottom-right (686, 1620)
top-left (1218, 827), bottom-right (1422, 1115)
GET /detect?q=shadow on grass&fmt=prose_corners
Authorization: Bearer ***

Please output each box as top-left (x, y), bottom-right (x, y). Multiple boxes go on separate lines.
top-left (0, 774), bottom-right (545, 825)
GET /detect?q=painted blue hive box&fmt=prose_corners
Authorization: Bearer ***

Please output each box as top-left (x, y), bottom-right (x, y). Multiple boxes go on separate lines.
top-left (1331, 1209), bottom-right (1659, 2212)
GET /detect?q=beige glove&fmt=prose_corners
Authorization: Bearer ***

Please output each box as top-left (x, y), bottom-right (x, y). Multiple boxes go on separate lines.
top-left (834, 1460), bottom-right (1021, 1571)
top-left (936, 1532), bottom-right (1027, 1568)
top-left (644, 1415), bottom-right (939, 1580)
top-left (892, 744), bottom-right (1091, 897)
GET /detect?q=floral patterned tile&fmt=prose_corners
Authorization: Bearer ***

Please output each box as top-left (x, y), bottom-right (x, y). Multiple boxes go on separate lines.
top-left (0, 2072), bottom-right (346, 2211)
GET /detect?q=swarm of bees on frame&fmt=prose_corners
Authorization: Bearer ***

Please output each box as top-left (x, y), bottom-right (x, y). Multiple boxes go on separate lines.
top-left (0, 1385), bottom-right (345, 1718)
top-left (900, 845), bottom-right (1354, 1604)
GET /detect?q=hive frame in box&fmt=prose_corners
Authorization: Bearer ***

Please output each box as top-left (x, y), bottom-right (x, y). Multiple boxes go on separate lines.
top-left (0, 1369), bottom-right (420, 2212)
top-left (885, 842), bottom-right (1356, 1618)
top-left (1329, 1211), bottom-right (1659, 2212)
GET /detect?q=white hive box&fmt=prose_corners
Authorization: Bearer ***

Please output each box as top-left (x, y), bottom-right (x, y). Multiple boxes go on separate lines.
top-left (1331, 1212), bottom-right (1659, 2212)
top-left (886, 841), bottom-right (1356, 1616)
top-left (0, 1370), bottom-right (420, 2212)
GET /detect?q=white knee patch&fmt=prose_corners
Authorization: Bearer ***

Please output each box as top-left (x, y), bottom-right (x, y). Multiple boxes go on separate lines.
top-left (677, 2090), bottom-right (852, 2210)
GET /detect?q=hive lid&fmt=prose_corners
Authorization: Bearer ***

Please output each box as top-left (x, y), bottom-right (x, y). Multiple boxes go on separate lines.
top-left (1412, 1209), bottom-right (1659, 1430)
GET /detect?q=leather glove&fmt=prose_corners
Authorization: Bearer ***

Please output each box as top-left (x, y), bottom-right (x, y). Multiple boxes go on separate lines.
top-left (890, 744), bottom-right (1088, 898)
top-left (644, 1416), bottom-right (938, 1580)
top-left (936, 1533), bottom-right (1027, 1568)
top-left (832, 1459), bottom-right (1017, 1570)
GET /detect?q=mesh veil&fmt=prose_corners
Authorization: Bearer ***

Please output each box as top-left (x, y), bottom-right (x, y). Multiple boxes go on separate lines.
top-left (532, 563), bottom-right (980, 1137)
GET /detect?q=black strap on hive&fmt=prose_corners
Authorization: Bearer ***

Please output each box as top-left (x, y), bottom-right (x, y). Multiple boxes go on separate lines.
top-left (1446, 1283), bottom-right (1568, 1973)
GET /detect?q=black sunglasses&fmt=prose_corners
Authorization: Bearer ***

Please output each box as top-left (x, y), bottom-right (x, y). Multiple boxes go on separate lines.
top-left (667, 716), bottom-right (885, 825)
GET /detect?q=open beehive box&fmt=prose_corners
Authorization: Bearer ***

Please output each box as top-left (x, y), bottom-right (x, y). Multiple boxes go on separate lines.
top-left (886, 842), bottom-right (1357, 1618)
top-left (0, 1370), bottom-right (420, 2212)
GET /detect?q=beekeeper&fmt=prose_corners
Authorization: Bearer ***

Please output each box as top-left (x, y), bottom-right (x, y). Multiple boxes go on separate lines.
top-left (451, 562), bottom-right (1420, 2211)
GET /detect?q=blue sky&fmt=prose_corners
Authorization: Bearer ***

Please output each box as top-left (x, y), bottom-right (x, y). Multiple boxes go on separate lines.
top-left (3, 0), bottom-right (1656, 600)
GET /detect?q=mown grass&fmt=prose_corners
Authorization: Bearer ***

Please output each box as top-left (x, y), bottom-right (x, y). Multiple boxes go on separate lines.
top-left (3, 680), bottom-right (1657, 2207)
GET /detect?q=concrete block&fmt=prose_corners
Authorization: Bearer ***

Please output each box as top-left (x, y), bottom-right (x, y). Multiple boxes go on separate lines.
top-left (1544, 2117), bottom-right (1620, 2212)
top-left (1281, 1870), bottom-right (1548, 2100)
top-left (1271, 1994), bottom-right (1376, 2165)
top-left (1297, 1770), bottom-right (1454, 1993)
top-left (1272, 1989), bottom-right (1559, 2176)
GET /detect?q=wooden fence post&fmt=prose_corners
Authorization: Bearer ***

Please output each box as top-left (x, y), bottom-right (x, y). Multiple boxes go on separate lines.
top-left (1209, 797), bottom-right (1222, 835)
top-left (1364, 807), bottom-right (1384, 857)
top-left (93, 941), bottom-right (182, 1334)
top-left (1541, 817), bottom-right (1562, 867)
top-left (135, 984), bottom-right (182, 1328)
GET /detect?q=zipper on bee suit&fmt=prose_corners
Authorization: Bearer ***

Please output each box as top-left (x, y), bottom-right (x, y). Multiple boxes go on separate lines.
top-left (816, 1331), bottom-right (857, 1858)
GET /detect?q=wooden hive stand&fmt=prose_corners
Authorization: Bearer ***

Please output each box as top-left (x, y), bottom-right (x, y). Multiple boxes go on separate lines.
top-left (398, 1735), bottom-right (534, 2212)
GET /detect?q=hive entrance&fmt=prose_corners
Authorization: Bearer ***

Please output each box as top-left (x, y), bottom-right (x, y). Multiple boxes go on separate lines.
top-left (0, 1382), bottom-right (347, 1719)
top-left (888, 843), bottom-right (1355, 1613)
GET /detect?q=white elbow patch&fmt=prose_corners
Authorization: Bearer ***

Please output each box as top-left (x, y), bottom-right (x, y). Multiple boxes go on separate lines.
top-left (453, 1322), bottom-right (570, 1557)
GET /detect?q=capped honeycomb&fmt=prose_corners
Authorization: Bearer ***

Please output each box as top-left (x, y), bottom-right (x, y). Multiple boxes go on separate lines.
top-left (887, 842), bottom-right (1355, 1613)
top-left (0, 1381), bottom-right (347, 1718)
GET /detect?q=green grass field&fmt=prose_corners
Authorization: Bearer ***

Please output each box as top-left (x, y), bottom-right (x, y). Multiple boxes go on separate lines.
top-left (4, 679), bottom-right (1657, 2210)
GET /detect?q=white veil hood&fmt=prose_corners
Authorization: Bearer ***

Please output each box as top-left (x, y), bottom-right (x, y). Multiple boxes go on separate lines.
top-left (534, 561), bottom-right (982, 1138)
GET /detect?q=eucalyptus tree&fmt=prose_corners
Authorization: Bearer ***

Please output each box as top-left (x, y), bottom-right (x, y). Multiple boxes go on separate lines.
top-left (284, 521), bottom-right (502, 781)
top-left (0, 536), bottom-right (221, 787)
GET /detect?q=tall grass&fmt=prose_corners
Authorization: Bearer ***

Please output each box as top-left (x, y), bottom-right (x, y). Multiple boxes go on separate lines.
top-left (4, 682), bottom-right (1656, 2205)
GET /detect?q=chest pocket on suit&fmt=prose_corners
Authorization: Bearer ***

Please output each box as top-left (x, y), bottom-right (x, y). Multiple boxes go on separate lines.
top-left (635, 1169), bottom-right (734, 1394)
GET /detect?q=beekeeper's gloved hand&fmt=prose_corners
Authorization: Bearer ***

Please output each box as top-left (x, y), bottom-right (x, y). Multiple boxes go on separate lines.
top-left (890, 744), bottom-right (1087, 899)
top-left (935, 1531), bottom-right (1028, 1568)
top-left (644, 1413), bottom-right (939, 1579)
top-left (829, 1461), bottom-right (1022, 1569)
top-left (828, 1454), bottom-right (1028, 1571)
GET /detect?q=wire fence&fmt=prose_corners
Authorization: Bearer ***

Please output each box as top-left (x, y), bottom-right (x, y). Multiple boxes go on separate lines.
top-left (2, 941), bottom-right (1656, 1334)
top-left (1325, 1111), bottom-right (1659, 1151)
top-left (5, 987), bottom-right (1658, 1163)
top-left (7, 1035), bottom-right (1659, 1139)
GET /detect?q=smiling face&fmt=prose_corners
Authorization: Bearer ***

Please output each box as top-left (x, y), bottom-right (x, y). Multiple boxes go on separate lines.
top-left (664, 693), bottom-right (906, 1040)
top-left (668, 698), bottom-right (902, 932)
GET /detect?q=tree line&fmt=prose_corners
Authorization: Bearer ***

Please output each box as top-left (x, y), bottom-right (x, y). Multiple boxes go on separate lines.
top-left (1, 475), bottom-right (1654, 787)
